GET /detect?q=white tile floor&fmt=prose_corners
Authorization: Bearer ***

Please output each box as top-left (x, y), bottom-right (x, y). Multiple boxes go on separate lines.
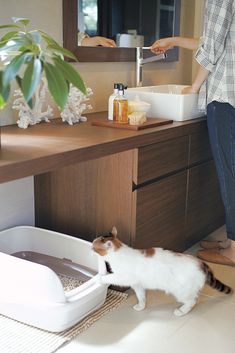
top-left (58, 226), bottom-right (235, 353)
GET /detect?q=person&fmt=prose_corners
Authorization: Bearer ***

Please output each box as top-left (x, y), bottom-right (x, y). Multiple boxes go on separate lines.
top-left (77, 32), bottom-right (116, 47)
top-left (150, 0), bottom-right (235, 266)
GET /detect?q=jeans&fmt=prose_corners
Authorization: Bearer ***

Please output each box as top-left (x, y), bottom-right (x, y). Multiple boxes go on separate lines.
top-left (207, 101), bottom-right (235, 240)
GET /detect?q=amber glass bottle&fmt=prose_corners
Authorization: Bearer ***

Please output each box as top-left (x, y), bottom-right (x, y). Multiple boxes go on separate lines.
top-left (113, 84), bottom-right (128, 124)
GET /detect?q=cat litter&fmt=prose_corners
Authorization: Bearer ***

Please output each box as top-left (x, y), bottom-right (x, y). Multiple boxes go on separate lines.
top-left (0, 226), bottom-right (108, 332)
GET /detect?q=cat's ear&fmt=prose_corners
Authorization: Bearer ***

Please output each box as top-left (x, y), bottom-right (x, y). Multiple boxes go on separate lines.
top-left (111, 226), bottom-right (117, 238)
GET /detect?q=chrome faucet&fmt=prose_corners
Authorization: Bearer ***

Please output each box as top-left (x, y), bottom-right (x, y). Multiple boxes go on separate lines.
top-left (136, 47), bottom-right (167, 87)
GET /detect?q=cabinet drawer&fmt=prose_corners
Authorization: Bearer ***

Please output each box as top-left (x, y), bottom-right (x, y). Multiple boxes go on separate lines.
top-left (134, 171), bottom-right (187, 251)
top-left (136, 136), bottom-right (189, 185)
top-left (186, 160), bottom-right (224, 247)
top-left (189, 130), bottom-right (212, 165)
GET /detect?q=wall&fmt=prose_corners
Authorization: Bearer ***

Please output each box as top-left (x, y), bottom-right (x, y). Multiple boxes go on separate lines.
top-left (0, 0), bottom-right (197, 125)
top-left (0, 177), bottom-right (34, 230)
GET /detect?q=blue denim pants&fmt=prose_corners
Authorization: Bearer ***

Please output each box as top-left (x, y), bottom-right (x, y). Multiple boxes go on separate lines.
top-left (207, 101), bottom-right (235, 240)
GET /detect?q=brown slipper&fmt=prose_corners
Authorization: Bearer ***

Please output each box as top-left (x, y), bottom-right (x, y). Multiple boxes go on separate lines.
top-left (200, 240), bottom-right (230, 250)
top-left (197, 249), bottom-right (235, 267)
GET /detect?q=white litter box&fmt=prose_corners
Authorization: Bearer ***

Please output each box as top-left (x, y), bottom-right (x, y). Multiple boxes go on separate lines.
top-left (0, 226), bottom-right (108, 332)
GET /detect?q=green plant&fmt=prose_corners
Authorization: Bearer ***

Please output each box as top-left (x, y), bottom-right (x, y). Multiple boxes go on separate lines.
top-left (0, 17), bottom-right (86, 110)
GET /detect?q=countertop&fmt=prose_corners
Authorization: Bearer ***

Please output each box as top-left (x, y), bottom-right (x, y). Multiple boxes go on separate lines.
top-left (0, 112), bottom-right (206, 184)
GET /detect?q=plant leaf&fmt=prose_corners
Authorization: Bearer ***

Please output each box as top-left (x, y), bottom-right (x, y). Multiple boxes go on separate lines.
top-left (35, 30), bottom-right (77, 59)
top-left (3, 51), bottom-right (30, 86)
top-left (0, 35), bottom-right (29, 56)
top-left (16, 76), bottom-right (32, 109)
top-left (0, 31), bottom-right (18, 47)
top-left (2, 84), bottom-right (10, 102)
top-left (15, 75), bottom-right (22, 88)
top-left (47, 44), bottom-right (77, 61)
top-left (17, 32), bottom-right (36, 47)
top-left (12, 17), bottom-right (30, 26)
top-left (0, 94), bottom-right (5, 109)
top-left (0, 24), bottom-right (20, 30)
top-left (39, 30), bottom-right (61, 47)
top-left (22, 58), bottom-right (42, 102)
top-left (0, 71), bottom-right (10, 103)
top-left (44, 62), bottom-right (69, 110)
top-left (53, 56), bottom-right (86, 95)
top-left (0, 40), bottom-right (21, 53)
top-left (28, 31), bottom-right (42, 45)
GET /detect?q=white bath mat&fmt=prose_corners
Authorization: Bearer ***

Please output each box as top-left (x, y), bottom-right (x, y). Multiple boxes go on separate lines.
top-left (0, 276), bottom-right (127, 353)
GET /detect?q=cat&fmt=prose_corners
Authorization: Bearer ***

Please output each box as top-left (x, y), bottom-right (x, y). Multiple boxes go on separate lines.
top-left (92, 227), bottom-right (232, 316)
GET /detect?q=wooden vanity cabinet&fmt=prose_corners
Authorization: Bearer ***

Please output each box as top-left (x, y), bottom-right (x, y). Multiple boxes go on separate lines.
top-left (35, 122), bottom-right (224, 252)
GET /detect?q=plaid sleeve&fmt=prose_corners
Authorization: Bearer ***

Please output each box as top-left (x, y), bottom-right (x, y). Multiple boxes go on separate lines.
top-left (195, 0), bottom-right (234, 71)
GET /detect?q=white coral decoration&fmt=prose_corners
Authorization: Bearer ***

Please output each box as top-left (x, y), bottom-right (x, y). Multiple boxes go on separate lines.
top-left (12, 78), bottom-right (53, 129)
top-left (60, 85), bottom-right (93, 125)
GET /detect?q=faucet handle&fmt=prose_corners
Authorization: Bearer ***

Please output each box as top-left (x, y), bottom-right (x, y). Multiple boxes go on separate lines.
top-left (145, 52), bottom-right (167, 62)
top-left (136, 46), bottom-right (151, 50)
top-left (136, 47), bottom-right (167, 59)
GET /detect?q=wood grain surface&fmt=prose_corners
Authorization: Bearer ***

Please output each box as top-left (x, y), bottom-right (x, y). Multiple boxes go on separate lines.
top-left (0, 112), bottom-right (206, 184)
top-left (91, 118), bottom-right (173, 130)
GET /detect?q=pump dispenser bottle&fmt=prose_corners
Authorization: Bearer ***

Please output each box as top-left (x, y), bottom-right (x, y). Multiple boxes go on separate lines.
top-left (113, 84), bottom-right (128, 124)
top-left (108, 83), bottom-right (120, 120)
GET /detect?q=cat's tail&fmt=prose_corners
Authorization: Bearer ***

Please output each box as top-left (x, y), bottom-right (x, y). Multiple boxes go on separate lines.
top-left (202, 262), bottom-right (232, 294)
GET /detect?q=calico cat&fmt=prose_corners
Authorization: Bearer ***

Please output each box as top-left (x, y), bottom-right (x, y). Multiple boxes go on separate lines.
top-left (92, 227), bottom-right (232, 316)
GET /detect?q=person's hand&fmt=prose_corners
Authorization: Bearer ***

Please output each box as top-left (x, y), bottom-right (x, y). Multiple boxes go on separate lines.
top-left (181, 86), bottom-right (199, 94)
top-left (82, 36), bottom-right (116, 47)
top-left (150, 37), bottom-right (176, 54)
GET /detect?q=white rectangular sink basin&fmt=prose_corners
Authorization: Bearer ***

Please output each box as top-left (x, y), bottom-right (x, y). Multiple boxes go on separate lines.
top-left (125, 85), bottom-right (204, 121)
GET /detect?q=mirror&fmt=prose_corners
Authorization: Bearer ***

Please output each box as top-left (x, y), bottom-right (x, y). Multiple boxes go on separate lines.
top-left (63, 0), bottom-right (181, 62)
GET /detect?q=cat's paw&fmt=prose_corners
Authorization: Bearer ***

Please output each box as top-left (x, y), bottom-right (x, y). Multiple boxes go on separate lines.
top-left (133, 303), bottom-right (146, 311)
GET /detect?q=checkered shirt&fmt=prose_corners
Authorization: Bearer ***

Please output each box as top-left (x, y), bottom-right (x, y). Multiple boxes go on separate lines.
top-left (195, 0), bottom-right (235, 110)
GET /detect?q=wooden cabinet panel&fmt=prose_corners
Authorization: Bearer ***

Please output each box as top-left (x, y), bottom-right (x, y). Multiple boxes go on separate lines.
top-left (137, 136), bottom-right (189, 185)
top-left (189, 130), bottom-right (212, 165)
top-left (33, 119), bottom-right (224, 253)
top-left (186, 160), bottom-right (224, 248)
top-left (135, 171), bottom-right (187, 251)
top-left (35, 150), bottom-right (135, 245)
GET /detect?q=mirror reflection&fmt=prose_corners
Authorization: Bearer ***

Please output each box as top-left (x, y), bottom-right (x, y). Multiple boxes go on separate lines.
top-left (62, 0), bottom-right (180, 62)
top-left (78, 0), bottom-right (178, 48)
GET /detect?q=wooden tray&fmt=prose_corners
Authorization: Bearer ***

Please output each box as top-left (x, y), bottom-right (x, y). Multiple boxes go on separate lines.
top-left (91, 118), bottom-right (173, 130)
